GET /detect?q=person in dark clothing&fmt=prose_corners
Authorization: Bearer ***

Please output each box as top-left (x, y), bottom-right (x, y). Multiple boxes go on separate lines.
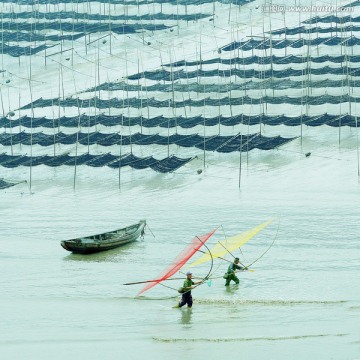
top-left (224, 258), bottom-right (246, 286)
top-left (175, 272), bottom-right (202, 308)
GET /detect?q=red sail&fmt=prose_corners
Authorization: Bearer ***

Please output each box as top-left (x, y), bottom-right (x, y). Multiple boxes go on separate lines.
top-left (136, 228), bottom-right (217, 296)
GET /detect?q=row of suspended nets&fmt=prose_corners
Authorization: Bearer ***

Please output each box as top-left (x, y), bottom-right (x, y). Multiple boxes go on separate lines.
top-left (19, 94), bottom-right (360, 110)
top-left (0, 132), bottom-right (295, 152)
top-left (163, 54), bottom-right (360, 68)
top-left (303, 14), bottom-right (360, 24)
top-left (3, 27), bottom-right (359, 57)
top-left (85, 79), bottom-right (360, 93)
top-left (0, 0), bottom-right (250, 6)
top-left (1, 114), bottom-right (357, 128)
top-left (221, 36), bottom-right (360, 52)
top-left (126, 67), bottom-right (360, 81)
top-left (0, 153), bottom-right (193, 173)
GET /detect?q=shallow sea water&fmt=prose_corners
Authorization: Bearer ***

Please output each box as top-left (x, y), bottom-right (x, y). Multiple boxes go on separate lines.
top-left (0, 139), bottom-right (360, 360)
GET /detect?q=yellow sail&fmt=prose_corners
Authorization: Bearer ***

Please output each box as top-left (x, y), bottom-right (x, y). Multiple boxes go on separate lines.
top-left (189, 219), bottom-right (273, 267)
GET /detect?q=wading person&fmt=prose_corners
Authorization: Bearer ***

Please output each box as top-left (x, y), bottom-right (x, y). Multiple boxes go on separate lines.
top-left (224, 257), bottom-right (246, 286)
top-left (175, 271), bottom-right (202, 308)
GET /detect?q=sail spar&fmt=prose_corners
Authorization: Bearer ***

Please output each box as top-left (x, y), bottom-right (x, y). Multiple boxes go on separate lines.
top-left (136, 228), bottom-right (217, 296)
top-left (189, 220), bottom-right (273, 267)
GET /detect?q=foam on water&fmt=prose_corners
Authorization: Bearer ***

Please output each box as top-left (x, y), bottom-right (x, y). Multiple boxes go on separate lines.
top-left (195, 298), bottom-right (348, 306)
top-left (152, 333), bottom-right (349, 343)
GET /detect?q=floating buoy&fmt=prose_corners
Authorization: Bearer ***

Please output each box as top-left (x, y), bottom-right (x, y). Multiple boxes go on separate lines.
top-left (102, 40), bottom-right (107, 44)
top-left (305, 152), bottom-right (311, 157)
top-left (197, 169), bottom-right (203, 174)
top-left (6, 79), bottom-right (10, 83)
top-left (65, 57), bottom-right (70, 61)
top-left (147, 42), bottom-right (151, 45)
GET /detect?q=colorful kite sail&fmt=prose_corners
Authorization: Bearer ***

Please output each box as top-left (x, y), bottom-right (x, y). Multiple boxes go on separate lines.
top-left (188, 220), bottom-right (273, 267)
top-left (136, 228), bottom-right (217, 296)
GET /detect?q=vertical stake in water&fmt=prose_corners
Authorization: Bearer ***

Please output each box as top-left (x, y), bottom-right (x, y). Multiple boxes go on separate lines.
top-left (356, 110), bottom-right (360, 178)
top-left (119, 122), bottom-right (123, 190)
top-left (167, 99), bottom-right (170, 157)
top-left (73, 96), bottom-right (83, 190)
top-left (140, 55), bottom-right (150, 120)
top-left (1, 11), bottom-right (4, 71)
top-left (51, 99), bottom-right (56, 156)
top-left (339, 19), bottom-right (345, 145)
top-left (0, 87), bottom-right (12, 155)
top-left (125, 51), bottom-right (132, 153)
top-left (87, 104), bottom-right (91, 153)
top-left (239, 122), bottom-right (243, 189)
top-left (203, 85), bottom-right (206, 170)
top-left (108, 0), bottom-right (112, 55)
top-left (137, 55), bottom-right (143, 134)
top-left (247, 98), bottom-right (252, 166)
top-left (28, 53), bottom-right (34, 192)
top-left (119, 82), bottom-right (125, 190)
top-left (168, 51), bottom-right (173, 156)
top-left (170, 51), bottom-right (177, 133)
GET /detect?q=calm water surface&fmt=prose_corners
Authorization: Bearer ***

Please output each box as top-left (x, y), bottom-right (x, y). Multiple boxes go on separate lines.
top-left (1, 146), bottom-right (359, 360)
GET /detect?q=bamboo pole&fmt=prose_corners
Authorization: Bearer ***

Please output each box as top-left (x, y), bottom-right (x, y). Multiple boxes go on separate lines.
top-left (356, 110), bottom-right (359, 178)
top-left (28, 56), bottom-right (34, 192)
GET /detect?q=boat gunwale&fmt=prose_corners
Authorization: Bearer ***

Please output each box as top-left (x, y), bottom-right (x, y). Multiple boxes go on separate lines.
top-left (60, 220), bottom-right (146, 254)
top-left (62, 220), bottom-right (146, 242)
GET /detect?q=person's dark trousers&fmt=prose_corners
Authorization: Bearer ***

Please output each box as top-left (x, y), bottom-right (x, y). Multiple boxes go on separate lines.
top-left (225, 273), bottom-right (239, 286)
top-left (179, 292), bottom-right (193, 307)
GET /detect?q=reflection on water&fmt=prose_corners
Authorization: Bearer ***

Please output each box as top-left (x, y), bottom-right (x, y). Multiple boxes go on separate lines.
top-left (225, 284), bottom-right (239, 294)
top-left (180, 307), bottom-right (193, 325)
top-left (62, 241), bottom-right (143, 262)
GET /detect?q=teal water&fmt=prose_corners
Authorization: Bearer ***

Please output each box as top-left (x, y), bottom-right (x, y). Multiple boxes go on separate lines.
top-left (0, 144), bottom-right (359, 360)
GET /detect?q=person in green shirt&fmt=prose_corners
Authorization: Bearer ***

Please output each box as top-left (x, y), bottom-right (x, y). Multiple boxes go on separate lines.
top-left (224, 257), bottom-right (246, 286)
top-left (175, 272), bottom-right (202, 308)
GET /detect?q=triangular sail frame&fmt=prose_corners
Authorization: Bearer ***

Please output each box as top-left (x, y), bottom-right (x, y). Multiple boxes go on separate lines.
top-left (189, 220), bottom-right (273, 267)
top-left (136, 228), bottom-right (217, 296)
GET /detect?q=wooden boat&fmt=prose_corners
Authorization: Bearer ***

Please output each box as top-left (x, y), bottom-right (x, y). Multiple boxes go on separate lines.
top-left (61, 220), bottom-right (146, 254)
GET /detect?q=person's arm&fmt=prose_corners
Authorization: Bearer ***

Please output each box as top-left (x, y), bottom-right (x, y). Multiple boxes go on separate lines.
top-left (235, 264), bottom-right (248, 271)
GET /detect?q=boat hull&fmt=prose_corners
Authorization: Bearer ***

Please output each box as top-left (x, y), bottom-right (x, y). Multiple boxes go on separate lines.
top-left (61, 220), bottom-right (146, 254)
